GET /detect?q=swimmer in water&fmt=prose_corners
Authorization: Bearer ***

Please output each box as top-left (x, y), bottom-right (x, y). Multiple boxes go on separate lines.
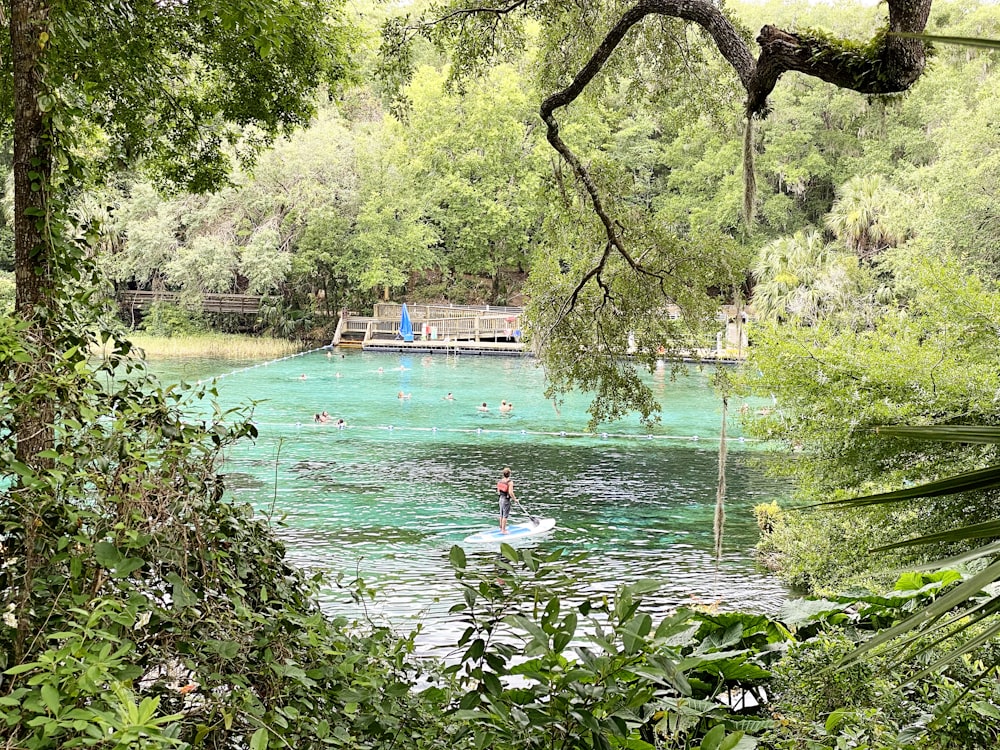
top-left (499, 401), bottom-right (513, 413)
top-left (299, 374), bottom-right (307, 380)
top-left (336, 418), bottom-right (346, 429)
top-left (443, 392), bottom-right (454, 401)
top-left (398, 391), bottom-right (411, 400)
top-left (478, 402), bottom-right (489, 412)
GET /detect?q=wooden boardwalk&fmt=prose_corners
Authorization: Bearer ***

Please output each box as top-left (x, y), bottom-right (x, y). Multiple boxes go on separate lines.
top-left (119, 290), bottom-right (262, 315)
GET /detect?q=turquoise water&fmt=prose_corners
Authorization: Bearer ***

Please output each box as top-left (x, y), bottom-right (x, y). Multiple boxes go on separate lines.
top-left (157, 348), bottom-right (789, 648)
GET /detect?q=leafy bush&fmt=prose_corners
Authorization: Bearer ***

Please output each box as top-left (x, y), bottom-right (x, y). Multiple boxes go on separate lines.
top-left (140, 301), bottom-right (208, 337)
top-left (0, 312), bottom-right (450, 749)
top-left (0, 271), bottom-right (13, 313)
top-left (754, 503), bottom-right (922, 595)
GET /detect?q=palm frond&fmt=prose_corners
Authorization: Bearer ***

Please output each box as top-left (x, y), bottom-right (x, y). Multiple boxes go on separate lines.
top-left (894, 32), bottom-right (1000, 50)
top-left (875, 520), bottom-right (1000, 551)
top-left (876, 425), bottom-right (1000, 444)
top-left (838, 559), bottom-right (1000, 670)
top-left (813, 464), bottom-right (1000, 508)
top-left (908, 541), bottom-right (1000, 572)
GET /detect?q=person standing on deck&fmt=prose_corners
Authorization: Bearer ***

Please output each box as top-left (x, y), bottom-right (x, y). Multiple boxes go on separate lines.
top-left (497, 467), bottom-right (515, 534)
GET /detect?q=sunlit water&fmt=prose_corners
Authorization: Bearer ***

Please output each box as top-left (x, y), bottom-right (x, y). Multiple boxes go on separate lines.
top-left (154, 348), bottom-right (790, 650)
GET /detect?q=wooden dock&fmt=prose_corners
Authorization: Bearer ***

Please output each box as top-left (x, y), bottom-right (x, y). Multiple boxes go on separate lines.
top-left (334, 303), bottom-right (527, 355)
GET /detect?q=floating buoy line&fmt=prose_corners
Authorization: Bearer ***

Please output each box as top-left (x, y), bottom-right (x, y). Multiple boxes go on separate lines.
top-left (197, 346), bottom-right (756, 445)
top-left (194, 344), bottom-right (333, 385)
top-left (230, 423), bottom-right (754, 444)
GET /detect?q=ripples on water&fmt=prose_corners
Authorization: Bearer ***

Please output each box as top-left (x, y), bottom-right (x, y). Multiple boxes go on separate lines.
top-left (159, 350), bottom-right (790, 650)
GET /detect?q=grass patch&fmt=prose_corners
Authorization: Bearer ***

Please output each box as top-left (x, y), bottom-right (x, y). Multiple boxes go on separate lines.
top-left (127, 333), bottom-right (304, 360)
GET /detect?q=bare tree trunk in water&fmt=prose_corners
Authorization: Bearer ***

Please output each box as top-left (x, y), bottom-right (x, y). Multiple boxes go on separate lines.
top-left (714, 396), bottom-right (728, 562)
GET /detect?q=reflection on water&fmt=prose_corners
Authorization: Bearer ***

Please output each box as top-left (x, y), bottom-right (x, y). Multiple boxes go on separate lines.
top-left (157, 349), bottom-right (790, 650)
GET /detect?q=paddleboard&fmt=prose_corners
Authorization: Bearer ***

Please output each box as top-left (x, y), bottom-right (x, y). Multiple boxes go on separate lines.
top-left (463, 517), bottom-right (556, 544)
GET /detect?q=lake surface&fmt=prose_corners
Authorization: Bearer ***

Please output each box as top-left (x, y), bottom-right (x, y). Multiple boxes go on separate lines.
top-left (156, 348), bottom-right (790, 649)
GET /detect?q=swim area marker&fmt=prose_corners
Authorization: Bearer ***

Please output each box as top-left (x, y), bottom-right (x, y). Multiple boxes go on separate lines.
top-left (239, 422), bottom-right (753, 444)
top-left (195, 343), bottom-right (333, 385)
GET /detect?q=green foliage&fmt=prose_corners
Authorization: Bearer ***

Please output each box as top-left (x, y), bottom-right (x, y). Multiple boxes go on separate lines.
top-left (140, 302), bottom-right (209, 338)
top-left (0, 271), bottom-right (13, 314)
top-left (397, 64), bottom-right (542, 299)
top-left (13, 0), bottom-right (357, 195)
top-left (753, 502), bottom-right (782, 535)
top-left (751, 230), bottom-right (872, 325)
top-left (741, 251), bottom-right (1000, 497)
top-left (442, 543), bottom-right (792, 749)
top-left (0, 299), bottom-right (453, 748)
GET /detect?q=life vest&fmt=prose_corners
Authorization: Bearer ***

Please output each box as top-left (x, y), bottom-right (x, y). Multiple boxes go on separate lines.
top-left (497, 479), bottom-right (510, 496)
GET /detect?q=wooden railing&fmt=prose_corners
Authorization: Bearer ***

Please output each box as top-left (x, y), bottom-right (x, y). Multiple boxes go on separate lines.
top-left (334, 303), bottom-right (524, 345)
top-left (118, 290), bottom-right (263, 315)
top-left (372, 302), bottom-right (523, 320)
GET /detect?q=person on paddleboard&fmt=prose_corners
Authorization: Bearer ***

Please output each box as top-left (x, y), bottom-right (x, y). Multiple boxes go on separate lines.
top-left (497, 467), bottom-right (516, 534)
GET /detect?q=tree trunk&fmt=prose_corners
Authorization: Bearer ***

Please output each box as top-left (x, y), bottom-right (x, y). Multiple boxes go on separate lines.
top-left (11, 0), bottom-right (55, 465)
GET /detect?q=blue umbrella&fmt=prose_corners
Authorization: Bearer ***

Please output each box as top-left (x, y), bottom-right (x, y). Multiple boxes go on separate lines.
top-left (399, 303), bottom-right (414, 342)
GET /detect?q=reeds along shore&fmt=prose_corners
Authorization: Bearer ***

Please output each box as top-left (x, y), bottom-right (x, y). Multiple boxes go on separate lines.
top-left (100, 333), bottom-right (304, 360)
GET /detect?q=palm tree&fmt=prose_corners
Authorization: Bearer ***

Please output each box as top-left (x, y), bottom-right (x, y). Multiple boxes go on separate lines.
top-left (825, 175), bottom-right (901, 262)
top-left (752, 229), bottom-right (855, 324)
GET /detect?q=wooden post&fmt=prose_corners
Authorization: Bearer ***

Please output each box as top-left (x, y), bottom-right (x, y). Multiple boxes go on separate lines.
top-left (332, 310), bottom-right (345, 346)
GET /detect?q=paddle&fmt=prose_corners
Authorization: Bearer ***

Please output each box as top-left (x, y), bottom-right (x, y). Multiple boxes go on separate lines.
top-left (514, 497), bottom-right (540, 526)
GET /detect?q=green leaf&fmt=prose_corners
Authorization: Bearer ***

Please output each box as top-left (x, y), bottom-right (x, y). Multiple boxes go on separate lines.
top-left (628, 578), bottom-right (662, 595)
top-left (908, 541), bottom-right (1000, 572)
top-left (40, 684), bottom-right (60, 715)
top-left (720, 732), bottom-right (751, 750)
top-left (112, 557), bottom-right (146, 578)
top-left (449, 545), bottom-right (467, 570)
top-left (250, 726), bottom-right (268, 750)
top-left (894, 32), bottom-right (1000, 50)
top-left (825, 708), bottom-right (849, 732)
top-left (970, 701), bottom-right (1000, 720)
top-left (165, 572), bottom-right (198, 609)
top-left (5, 662), bottom-right (42, 676)
top-left (94, 541), bottom-right (123, 568)
top-left (207, 639), bottom-right (240, 659)
top-left (699, 724), bottom-right (726, 750)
